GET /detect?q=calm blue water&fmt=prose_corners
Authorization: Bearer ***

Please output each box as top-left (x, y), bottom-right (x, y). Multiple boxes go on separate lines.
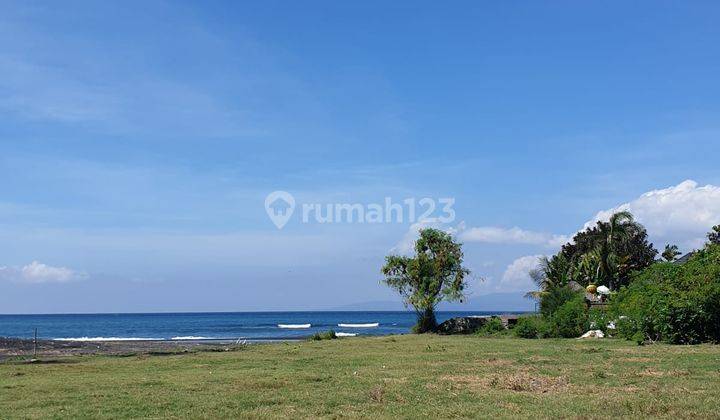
top-left (0, 311), bottom-right (519, 341)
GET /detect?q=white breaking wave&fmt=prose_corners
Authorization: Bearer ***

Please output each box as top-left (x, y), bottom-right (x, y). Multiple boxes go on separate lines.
top-left (337, 323), bottom-right (379, 328)
top-left (336, 332), bottom-right (357, 337)
top-left (277, 323), bottom-right (311, 329)
top-left (53, 337), bottom-right (162, 342)
top-left (170, 336), bottom-right (213, 340)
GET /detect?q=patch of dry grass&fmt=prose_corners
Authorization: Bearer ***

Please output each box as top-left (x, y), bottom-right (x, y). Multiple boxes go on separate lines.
top-left (442, 370), bottom-right (569, 393)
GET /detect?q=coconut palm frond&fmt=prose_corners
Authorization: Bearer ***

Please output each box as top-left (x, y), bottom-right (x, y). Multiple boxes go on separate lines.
top-left (524, 290), bottom-right (546, 300)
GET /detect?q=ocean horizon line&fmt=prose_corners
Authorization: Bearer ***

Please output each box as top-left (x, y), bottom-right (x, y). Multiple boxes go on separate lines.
top-left (0, 309), bottom-right (533, 317)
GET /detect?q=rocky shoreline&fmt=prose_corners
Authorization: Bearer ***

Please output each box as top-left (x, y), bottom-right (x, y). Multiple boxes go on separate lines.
top-left (0, 337), bottom-right (243, 361)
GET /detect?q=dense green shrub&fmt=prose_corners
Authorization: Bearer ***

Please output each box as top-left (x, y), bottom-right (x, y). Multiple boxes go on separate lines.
top-left (540, 285), bottom-right (579, 318)
top-left (310, 330), bottom-right (337, 340)
top-left (529, 286), bottom-right (588, 339)
top-left (547, 295), bottom-right (588, 338)
top-left (476, 317), bottom-right (506, 336)
top-left (611, 245), bottom-right (720, 344)
top-left (514, 315), bottom-right (546, 339)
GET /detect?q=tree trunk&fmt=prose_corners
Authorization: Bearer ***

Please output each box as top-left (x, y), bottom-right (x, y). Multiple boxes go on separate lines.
top-left (414, 307), bottom-right (438, 333)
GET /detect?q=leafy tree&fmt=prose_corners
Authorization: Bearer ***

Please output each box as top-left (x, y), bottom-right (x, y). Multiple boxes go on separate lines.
top-left (708, 225), bottom-right (720, 245)
top-left (525, 211), bottom-right (657, 325)
top-left (381, 228), bottom-right (470, 333)
top-left (662, 244), bottom-right (681, 262)
top-left (560, 211), bottom-right (657, 288)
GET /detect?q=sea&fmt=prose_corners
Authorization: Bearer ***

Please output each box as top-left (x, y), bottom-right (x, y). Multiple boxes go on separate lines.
top-left (0, 311), bottom-right (522, 341)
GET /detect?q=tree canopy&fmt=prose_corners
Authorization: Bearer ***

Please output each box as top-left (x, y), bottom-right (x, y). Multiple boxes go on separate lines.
top-left (526, 211), bottom-right (658, 315)
top-left (521, 220), bottom-right (720, 344)
top-left (662, 244), bottom-right (681, 262)
top-left (381, 228), bottom-right (470, 333)
top-left (558, 211), bottom-right (657, 289)
top-left (708, 225), bottom-right (720, 245)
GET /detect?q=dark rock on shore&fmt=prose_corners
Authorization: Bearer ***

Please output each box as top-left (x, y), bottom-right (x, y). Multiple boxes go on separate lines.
top-left (437, 315), bottom-right (521, 334)
top-left (437, 317), bottom-right (489, 334)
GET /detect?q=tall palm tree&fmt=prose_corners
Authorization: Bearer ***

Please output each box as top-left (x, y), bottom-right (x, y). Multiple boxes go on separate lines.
top-left (591, 211), bottom-right (636, 289)
top-left (662, 244), bottom-right (681, 262)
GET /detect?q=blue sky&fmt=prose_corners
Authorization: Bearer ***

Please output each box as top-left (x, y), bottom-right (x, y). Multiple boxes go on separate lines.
top-left (1, 1), bottom-right (720, 313)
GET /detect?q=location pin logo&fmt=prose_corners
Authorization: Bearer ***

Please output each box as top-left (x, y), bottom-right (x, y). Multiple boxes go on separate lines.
top-left (265, 191), bottom-right (295, 229)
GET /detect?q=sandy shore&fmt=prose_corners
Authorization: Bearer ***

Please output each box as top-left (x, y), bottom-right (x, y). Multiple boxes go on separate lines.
top-left (0, 337), bottom-right (246, 360)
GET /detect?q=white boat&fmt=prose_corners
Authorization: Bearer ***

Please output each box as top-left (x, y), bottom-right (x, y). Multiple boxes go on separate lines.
top-left (337, 322), bottom-right (379, 328)
top-left (277, 323), bottom-right (311, 329)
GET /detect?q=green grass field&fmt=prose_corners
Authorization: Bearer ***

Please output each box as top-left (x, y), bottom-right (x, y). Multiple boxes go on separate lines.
top-left (2, 335), bottom-right (719, 418)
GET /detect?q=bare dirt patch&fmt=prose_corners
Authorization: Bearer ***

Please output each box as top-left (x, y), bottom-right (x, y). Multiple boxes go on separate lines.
top-left (635, 368), bottom-right (691, 377)
top-left (442, 371), bottom-right (569, 393)
top-left (478, 357), bottom-right (513, 367)
top-left (369, 385), bottom-right (385, 403)
top-left (617, 357), bottom-right (655, 363)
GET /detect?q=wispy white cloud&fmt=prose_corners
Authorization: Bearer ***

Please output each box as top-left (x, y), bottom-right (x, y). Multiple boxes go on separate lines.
top-left (499, 255), bottom-right (543, 292)
top-left (459, 226), bottom-right (569, 248)
top-left (392, 221), bottom-right (569, 255)
top-left (0, 261), bottom-right (86, 283)
top-left (0, 54), bottom-right (265, 137)
top-left (0, 6), bottom-right (303, 138)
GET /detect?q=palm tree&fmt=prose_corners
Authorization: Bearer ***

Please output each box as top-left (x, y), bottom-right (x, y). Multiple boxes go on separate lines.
top-left (574, 251), bottom-right (601, 285)
top-left (662, 244), bottom-right (681, 262)
top-left (707, 225), bottom-right (720, 245)
top-left (525, 254), bottom-right (572, 300)
top-left (590, 211), bottom-right (637, 289)
top-left (527, 211), bottom-right (646, 300)
top-left (606, 211), bottom-right (635, 244)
